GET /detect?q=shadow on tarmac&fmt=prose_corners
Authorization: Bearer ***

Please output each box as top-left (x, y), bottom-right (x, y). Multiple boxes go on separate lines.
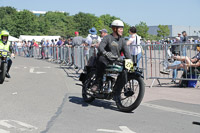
top-left (68, 96), bottom-right (120, 112)
top-left (57, 66), bottom-right (80, 81)
top-left (193, 121), bottom-right (200, 126)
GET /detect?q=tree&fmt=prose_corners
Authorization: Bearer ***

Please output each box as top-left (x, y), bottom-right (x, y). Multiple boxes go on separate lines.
top-left (135, 21), bottom-right (149, 39)
top-left (0, 6), bottom-right (134, 38)
top-left (99, 14), bottom-right (119, 34)
top-left (123, 22), bottom-right (130, 37)
top-left (147, 34), bottom-right (162, 41)
top-left (14, 10), bottom-right (40, 37)
top-left (0, 6), bottom-right (17, 20)
top-left (0, 7), bottom-right (18, 36)
top-left (157, 25), bottom-right (170, 38)
top-left (73, 12), bottom-right (98, 36)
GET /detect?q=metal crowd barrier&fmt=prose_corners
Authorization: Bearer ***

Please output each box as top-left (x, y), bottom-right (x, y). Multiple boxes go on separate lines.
top-left (15, 43), bottom-right (200, 87)
top-left (142, 43), bottom-right (200, 87)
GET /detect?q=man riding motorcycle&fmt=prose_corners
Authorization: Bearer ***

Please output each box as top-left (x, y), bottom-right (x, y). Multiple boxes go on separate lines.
top-left (91, 20), bottom-right (132, 92)
top-left (0, 30), bottom-right (13, 78)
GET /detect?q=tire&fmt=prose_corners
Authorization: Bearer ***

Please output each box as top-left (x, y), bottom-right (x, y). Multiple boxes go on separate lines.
top-left (0, 63), bottom-right (7, 84)
top-left (115, 76), bottom-right (145, 112)
top-left (82, 71), bottom-right (96, 103)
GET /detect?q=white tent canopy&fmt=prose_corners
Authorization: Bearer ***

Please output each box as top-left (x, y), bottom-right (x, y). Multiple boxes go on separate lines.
top-left (19, 35), bottom-right (61, 42)
top-left (8, 36), bottom-right (21, 42)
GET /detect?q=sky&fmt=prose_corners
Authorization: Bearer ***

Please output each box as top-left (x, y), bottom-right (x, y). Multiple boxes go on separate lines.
top-left (1, 0), bottom-right (200, 26)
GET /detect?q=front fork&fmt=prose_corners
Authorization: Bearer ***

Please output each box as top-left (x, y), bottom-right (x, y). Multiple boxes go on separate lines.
top-left (113, 70), bottom-right (128, 95)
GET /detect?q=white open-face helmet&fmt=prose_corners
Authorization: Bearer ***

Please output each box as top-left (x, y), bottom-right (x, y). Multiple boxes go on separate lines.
top-left (111, 20), bottom-right (124, 27)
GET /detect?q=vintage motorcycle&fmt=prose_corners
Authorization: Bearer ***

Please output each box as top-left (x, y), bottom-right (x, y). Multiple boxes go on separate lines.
top-left (79, 57), bottom-right (145, 112)
top-left (0, 49), bottom-right (9, 84)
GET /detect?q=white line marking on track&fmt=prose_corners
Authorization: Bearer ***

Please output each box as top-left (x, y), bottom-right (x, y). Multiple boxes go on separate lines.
top-left (97, 126), bottom-right (136, 133)
top-left (0, 120), bottom-right (15, 128)
top-left (0, 129), bottom-right (10, 133)
top-left (29, 67), bottom-right (46, 74)
top-left (11, 120), bottom-right (38, 131)
top-left (43, 66), bottom-right (51, 69)
top-left (142, 103), bottom-right (200, 117)
top-left (0, 120), bottom-right (38, 132)
top-left (12, 92), bottom-right (17, 95)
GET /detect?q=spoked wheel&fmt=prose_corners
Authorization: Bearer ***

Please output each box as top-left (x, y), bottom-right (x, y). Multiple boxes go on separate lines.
top-left (82, 71), bottom-right (96, 103)
top-left (0, 63), bottom-right (7, 84)
top-left (115, 76), bottom-right (145, 112)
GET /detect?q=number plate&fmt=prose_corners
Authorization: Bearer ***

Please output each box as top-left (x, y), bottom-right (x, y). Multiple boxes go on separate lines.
top-left (2, 52), bottom-right (7, 56)
top-left (125, 59), bottom-right (134, 71)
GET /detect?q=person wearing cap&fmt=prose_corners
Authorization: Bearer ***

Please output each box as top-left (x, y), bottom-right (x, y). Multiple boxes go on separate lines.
top-left (84, 27), bottom-right (101, 66)
top-left (72, 31), bottom-right (84, 47)
top-left (85, 27), bottom-right (101, 47)
top-left (91, 20), bottom-right (131, 92)
top-left (99, 29), bottom-right (108, 39)
top-left (70, 31), bottom-right (84, 66)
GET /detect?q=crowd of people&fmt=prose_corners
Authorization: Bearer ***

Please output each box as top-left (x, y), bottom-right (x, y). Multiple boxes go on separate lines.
top-left (160, 31), bottom-right (200, 87)
top-left (1, 20), bottom-right (200, 88)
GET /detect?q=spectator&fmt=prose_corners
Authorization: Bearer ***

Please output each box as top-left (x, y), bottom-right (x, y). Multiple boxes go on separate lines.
top-left (49, 39), bottom-right (54, 58)
top-left (56, 38), bottom-right (62, 46)
top-left (169, 36), bottom-right (183, 83)
top-left (127, 26), bottom-right (142, 67)
top-left (55, 39), bottom-right (58, 45)
top-left (40, 38), bottom-right (46, 59)
top-left (181, 31), bottom-right (188, 56)
top-left (72, 31), bottom-right (84, 47)
top-left (84, 27), bottom-right (101, 65)
top-left (17, 41), bottom-right (22, 56)
top-left (45, 39), bottom-right (50, 59)
top-left (99, 29), bottom-right (108, 39)
top-left (33, 40), bottom-right (39, 58)
top-left (85, 27), bottom-right (101, 48)
top-left (161, 45), bottom-right (200, 81)
top-left (178, 33), bottom-right (181, 38)
top-left (63, 38), bottom-right (68, 46)
top-left (164, 46), bottom-right (200, 71)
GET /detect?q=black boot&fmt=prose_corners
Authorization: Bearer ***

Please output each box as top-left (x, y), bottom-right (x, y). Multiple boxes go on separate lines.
top-left (6, 72), bottom-right (11, 78)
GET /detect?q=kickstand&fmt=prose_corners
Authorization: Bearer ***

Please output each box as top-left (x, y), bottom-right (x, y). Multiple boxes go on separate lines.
top-left (150, 79), bottom-right (161, 88)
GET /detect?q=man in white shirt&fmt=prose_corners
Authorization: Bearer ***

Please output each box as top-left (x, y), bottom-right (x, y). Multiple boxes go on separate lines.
top-left (127, 26), bottom-right (142, 67)
top-left (85, 27), bottom-right (101, 48)
top-left (85, 27), bottom-right (101, 58)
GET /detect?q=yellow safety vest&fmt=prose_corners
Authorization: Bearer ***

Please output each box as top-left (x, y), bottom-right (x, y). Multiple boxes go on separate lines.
top-left (0, 41), bottom-right (11, 57)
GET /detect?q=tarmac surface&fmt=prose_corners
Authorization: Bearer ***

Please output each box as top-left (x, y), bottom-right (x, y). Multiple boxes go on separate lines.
top-left (0, 56), bottom-right (199, 133)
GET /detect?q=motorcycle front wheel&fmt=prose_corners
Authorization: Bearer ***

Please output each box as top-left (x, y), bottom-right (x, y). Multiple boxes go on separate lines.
top-left (115, 75), bottom-right (145, 112)
top-left (0, 63), bottom-right (7, 84)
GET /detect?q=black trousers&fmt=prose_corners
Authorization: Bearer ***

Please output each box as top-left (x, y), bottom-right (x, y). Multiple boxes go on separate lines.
top-left (7, 58), bottom-right (12, 73)
top-left (96, 56), bottom-right (109, 83)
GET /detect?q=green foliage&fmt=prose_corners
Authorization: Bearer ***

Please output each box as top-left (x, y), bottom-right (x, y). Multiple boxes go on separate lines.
top-left (135, 21), bottom-right (149, 39)
top-left (123, 22), bottom-right (130, 37)
top-left (73, 12), bottom-right (98, 36)
top-left (147, 34), bottom-right (162, 41)
top-left (157, 25), bottom-right (170, 38)
top-left (0, 6), bottom-right (149, 39)
top-left (14, 10), bottom-right (40, 37)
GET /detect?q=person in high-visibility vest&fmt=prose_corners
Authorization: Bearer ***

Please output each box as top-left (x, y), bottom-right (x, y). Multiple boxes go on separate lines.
top-left (0, 30), bottom-right (13, 78)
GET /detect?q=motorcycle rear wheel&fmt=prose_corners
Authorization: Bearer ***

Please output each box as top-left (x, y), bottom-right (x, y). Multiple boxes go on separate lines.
top-left (82, 71), bottom-right (96, 103)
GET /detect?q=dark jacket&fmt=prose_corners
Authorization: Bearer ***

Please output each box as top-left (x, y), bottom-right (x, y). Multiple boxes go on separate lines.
top-left (98, 34), bottom-right (131, 59)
